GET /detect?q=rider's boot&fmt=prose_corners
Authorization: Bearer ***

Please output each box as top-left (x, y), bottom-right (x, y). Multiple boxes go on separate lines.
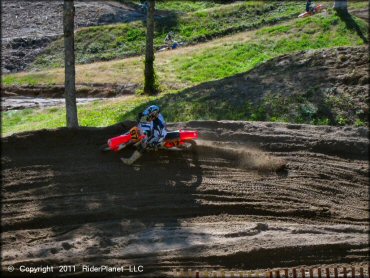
top-left (121, 150), bottom-right (142, 165)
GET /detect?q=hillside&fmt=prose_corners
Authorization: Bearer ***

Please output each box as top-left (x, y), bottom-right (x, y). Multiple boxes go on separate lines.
top-left (1, 0), bottom-right (145, 73)
top-left (155, 46), bottom-right (368, 126)
top-left (27, 1), bottom-right (303, 70)
top-left (4, 10), bottom-right (367, 88)
top-left (2, 10), bottom-right (369, 136)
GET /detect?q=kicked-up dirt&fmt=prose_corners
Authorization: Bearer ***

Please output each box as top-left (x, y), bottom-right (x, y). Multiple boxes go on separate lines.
top-left (1, 120), bottom-right (368, 277)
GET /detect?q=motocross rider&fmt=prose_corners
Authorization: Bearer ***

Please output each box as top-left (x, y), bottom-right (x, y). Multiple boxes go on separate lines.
top-left (121, 105), bottom-right (167, 165)
top-left (164, 32), bottom-right (179, 49)
top-left (164, 32), bottom-right (174, 49)
top-left (306, 0), bottom-right (314, 13)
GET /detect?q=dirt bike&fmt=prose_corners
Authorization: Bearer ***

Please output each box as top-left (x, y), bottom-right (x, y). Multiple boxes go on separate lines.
top-left (100, 126), bottom-right (199, 152)
top-left (158, 41), bottom-right (186, 52)
top-left (298, 4), bottom-right (326, 18)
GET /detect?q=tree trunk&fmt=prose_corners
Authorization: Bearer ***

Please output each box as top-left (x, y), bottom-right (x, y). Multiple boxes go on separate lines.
top-left (63, 0), bottom-right (79, 127)
top-left (333, 0), bottom-right (348, 12)
top-left (144, 0), bottom-right (158, 95)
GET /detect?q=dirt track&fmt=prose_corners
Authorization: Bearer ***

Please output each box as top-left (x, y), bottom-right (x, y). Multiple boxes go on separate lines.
top-left (1, 121), bottom-right (369, 277)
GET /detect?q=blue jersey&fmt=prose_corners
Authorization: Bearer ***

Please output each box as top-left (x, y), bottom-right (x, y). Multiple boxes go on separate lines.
top-left (138, 113), bottom-right (167, 140)
top-left (152, 113), bottom-right (166, 137)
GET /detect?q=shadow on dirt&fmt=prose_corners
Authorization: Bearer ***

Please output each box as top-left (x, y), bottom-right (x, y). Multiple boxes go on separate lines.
top-left (1, 122), bottom-right (207, 274)
top-left (2, 121), bottom-right (369, 275)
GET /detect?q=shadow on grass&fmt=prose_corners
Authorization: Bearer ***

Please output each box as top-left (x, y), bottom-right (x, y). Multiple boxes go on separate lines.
top-left (336, 10), bottom-right (368, 44)
top-left (118, 57), bottom-right (333, 124)
top-left (137, 3), bottom-right (180, 34)
top-left (118, 44), bottom-right (368, 126)
top-left (117, 72), bottom-right (255, 124)
top-left (155, 12), bottom-right (180, 34)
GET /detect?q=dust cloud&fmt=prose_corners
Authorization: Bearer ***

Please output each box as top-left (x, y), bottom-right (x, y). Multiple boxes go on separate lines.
top-left (196, 140), bottom-right (286, 172)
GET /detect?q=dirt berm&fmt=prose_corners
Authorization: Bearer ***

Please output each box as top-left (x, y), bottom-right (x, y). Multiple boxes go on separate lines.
top-left (1, 121), bottom-right (369, 277)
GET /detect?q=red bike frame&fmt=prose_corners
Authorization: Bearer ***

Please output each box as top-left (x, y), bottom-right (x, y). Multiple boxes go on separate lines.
top-left (107, 129), bottom-right (198, 152)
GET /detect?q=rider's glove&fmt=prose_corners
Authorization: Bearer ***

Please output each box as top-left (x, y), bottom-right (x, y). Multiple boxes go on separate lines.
top-left (141, 137), bottom-right (148, 149)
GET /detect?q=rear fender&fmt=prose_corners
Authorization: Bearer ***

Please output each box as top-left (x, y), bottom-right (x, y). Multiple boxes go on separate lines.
top-left (179, 130), bottom-right (198, 141)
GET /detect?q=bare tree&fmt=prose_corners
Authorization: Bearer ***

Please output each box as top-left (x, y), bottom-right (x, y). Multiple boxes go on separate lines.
top-left (63, 0), bottom-right (79, 127)
top-left (333, 0), bottom-right (348, 12)
top-left (144, 0), bottom-right (158, 95)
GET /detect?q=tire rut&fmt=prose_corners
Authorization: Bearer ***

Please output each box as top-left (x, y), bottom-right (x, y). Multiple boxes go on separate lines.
top-left (2, 121), bottom-right (368, 275)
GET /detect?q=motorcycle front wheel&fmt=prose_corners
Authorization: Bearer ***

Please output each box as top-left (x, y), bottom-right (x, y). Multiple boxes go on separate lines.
top-left (100, 143), bottom-right (110, 152)
top-left (179, 140), bottom-right (197, 151)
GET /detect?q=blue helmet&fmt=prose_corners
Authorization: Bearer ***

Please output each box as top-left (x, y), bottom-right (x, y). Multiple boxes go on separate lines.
top-left (143, 105), bottom-right (160, 121)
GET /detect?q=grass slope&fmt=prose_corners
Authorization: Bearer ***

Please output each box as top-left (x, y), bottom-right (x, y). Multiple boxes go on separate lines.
top-left (4, 10), bottom-right (367, 88)
top-left (27, 1), bottom-right (302, 70)
top-left (3, 9), bottom-right (368, 136)
top-left (154, 0), bottom-right (223, 13)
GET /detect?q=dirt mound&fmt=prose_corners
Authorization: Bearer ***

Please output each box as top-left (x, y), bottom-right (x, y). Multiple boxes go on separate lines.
top-left (2, 120), bottom-right (368, 276)
top-left (2, 83), bottom-right (137, 98)
top-left (1, 83), bottom-right (138, 111)
top-left (2, 0), bottom-right (144, 73)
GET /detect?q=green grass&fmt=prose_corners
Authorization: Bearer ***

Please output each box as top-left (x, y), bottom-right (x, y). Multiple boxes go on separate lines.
top-left (2, 10), bottom-right (368, 136)
top-left (2, 97), bottom-right (154, 136)
top-left (169, 12), bottom-right (368, 84)
top-left (9, 8), bottom-right (368, 88)
top-left (2, 73), bottom-right (58, 86)
top-left (155, 0), bottom-right (222, 13)
top-left (348, 0), bottom-right (369, 10)
top-left (130, 0), bottom-right (223, 13)
top-left (29, 1), bottom-right (303, 70)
